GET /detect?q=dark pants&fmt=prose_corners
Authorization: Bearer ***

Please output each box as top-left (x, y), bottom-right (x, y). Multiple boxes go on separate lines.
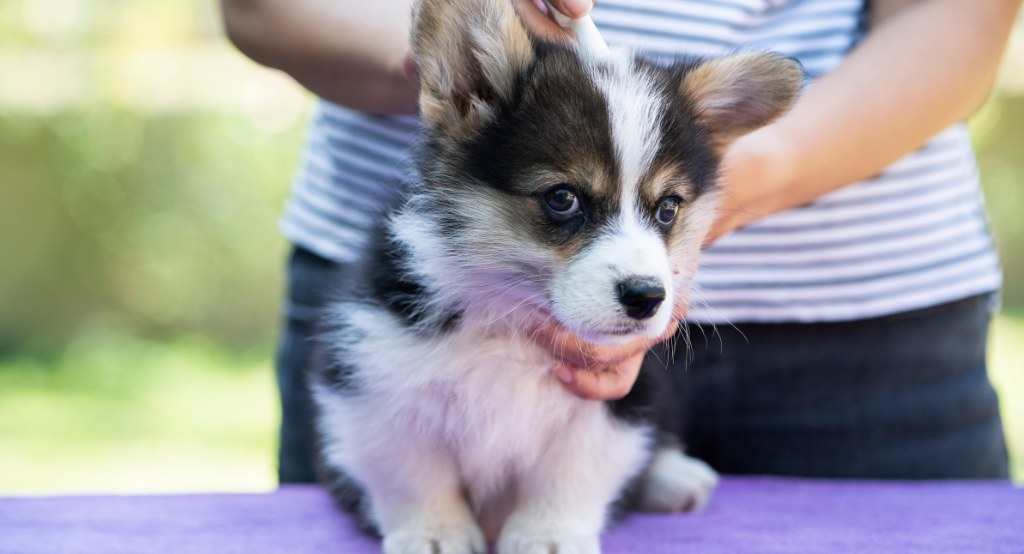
top-left (276, 247), bottom-right (1009, 483)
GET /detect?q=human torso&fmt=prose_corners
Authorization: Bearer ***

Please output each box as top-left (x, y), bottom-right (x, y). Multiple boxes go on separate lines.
top-left (282, 0), bottom-right (1000, 323)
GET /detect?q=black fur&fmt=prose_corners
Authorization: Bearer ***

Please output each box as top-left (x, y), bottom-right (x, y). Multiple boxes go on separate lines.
top-left (364, 219), bottom-right (436, 328)
top-left (310, 393), bottom-right (378, 534)
top-left (311, 40), bottom-right (733, 537)
top-left (462, 41), bottom-right (619, 198)
top-left (419, 41), bottom-right (623, 252)
top-left (342, 213), bottom-right (464, 333)
top-left (645, 59), bottom-right (720, 197)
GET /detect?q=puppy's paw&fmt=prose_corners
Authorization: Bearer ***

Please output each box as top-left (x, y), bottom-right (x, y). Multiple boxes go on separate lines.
top-left (383, 520), bottom-right (486, 554)
top-left (497, 531), bottom-right (601, 554)
top-left (635, 447), bottom-right (718, 513)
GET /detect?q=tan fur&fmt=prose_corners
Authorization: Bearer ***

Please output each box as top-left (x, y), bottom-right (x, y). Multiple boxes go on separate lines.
top-left (682, 51), bottom-right (803, 151)
top-left (640, 163), bottom-right (697, 206)
top-left (412, 0), bottom-right (534, 135)
top-left (326, 6), bottom-right (809, 554)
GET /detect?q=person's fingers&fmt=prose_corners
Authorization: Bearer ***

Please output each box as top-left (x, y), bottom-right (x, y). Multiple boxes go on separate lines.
top-left (514, 0), bottom-right (572, 42)
top-left (534, 253), bottom-right (697, 375)
top-left (545, 0), bottom-right (596, 18)
top-left (534, 298), bottom-right (690, 369)
top-left (554, 351), bottom-right (645, 400)
top-left (537, 323), bottom-right (650, 369)
top-left (402, 48), bottom-right (418, 82)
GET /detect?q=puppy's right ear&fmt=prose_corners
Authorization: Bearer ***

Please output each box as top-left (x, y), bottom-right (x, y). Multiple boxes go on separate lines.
top-left (412, 0), bottom-right (534, 134)
top-left (681, 51), bottom-right (803, 153)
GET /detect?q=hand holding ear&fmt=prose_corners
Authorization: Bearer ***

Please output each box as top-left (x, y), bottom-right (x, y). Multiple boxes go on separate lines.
top-left (538, 0), bottom-right (595, 18)
top-left (513, 0), bottom-right (596, 43)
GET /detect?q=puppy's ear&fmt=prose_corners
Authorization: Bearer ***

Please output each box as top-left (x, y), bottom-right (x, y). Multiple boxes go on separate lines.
top-left (412, 0), bottom-right (534, 134)
top-left (681, 52), bottom-right (803, 152)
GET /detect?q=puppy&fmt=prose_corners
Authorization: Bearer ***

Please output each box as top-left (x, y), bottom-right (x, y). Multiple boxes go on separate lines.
top-left (310, 1), bottom-right (802, 552)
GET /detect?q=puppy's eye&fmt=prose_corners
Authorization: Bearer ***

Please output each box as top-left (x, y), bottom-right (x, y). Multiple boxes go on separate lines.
top-left (656, 197), bottom-right (681, 225)
top-left (544, 186), bottom-right (580, 217)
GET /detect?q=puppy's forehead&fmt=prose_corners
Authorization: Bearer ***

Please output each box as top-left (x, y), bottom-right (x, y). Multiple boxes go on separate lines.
top-left (461, 43), bottom-right (715, 204)
top-left (644, 61), bottom-right (719, 199)
top-left (598, 56), bottom-right (719, 205)
top-left (589, 51), bottom-right (667, 209)
top-left (461, 42), bottom-right (617, 196)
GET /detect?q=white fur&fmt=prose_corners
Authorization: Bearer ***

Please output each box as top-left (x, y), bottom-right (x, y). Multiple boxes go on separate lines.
top-left (591, 49), bottom-right (663, 207)
top-left (315, 28), bottom-right (723, 554)
top-left (635, 447), bottom-right (719, 513)
top-left (669, 193), bottom-right (721, 309)
top-left (314, 304), bottom-right (652, 552)
top-left (545, 49), bottom-right (678, 345)
top-left (550, 212), bottom-right (675, 345)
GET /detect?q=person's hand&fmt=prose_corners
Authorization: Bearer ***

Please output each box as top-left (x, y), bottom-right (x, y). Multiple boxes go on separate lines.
top-left (537, 0), bottom-right (595, 17)
top-left (556, 352), bottom-right (648, 401)
top-left (705, 125), bottom-right (796, 245)
top-left (400, 0), bottom-right (596, 105)
top-left (537, 315), bottom-right (681, 401)
top-left (514, 0), bottom-right (596, 42)
top-left (534, 272), bottom-right (694, 401)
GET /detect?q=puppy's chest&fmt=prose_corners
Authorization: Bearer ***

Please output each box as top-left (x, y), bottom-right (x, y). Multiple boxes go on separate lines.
top-left (369, 327), bottom-right (585, 481)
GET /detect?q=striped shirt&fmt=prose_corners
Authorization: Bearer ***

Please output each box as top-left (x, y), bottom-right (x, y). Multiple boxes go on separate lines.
top-left (280, 0), bottom-right (1001, 324)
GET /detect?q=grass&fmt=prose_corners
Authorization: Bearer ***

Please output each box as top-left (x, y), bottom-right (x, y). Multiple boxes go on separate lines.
top-left (0, 331), bottom-right (278, 494)
top-left (0, 312), bottom-right (1021, 495)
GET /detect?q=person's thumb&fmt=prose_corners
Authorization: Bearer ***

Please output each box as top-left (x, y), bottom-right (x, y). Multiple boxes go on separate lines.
top-left (546, 0), bottom-right (594, 19)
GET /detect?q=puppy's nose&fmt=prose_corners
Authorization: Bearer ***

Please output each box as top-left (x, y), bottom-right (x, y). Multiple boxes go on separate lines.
top-left (616, 277), bottom-right (666, 320)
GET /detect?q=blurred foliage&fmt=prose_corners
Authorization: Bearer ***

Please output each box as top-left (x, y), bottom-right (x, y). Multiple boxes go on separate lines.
top-left (990, 312), bottom-right (1024, 481)
top-left (0, 312), bottom-right (1019, 494)
top-left (0, 0), bottom-right (1021, 491)
top-left (0, 0), bottom-right (305, 350)
top-left (973, 95), bottom-right (1024, 309)
top-left (0, 110), bottom-right (300, 350)
top-left (0, 330), bottom-right (278, 493)
top-left (0, 2), bottom-right (1019, 351)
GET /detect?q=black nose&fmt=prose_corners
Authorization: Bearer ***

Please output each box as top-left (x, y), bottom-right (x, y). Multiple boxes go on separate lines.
top-left (616, 277), bottom-right (666, 320)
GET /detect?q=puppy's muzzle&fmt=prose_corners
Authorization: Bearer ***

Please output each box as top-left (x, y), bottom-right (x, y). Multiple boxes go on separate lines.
top-left (617, 277), bottom-right (666, 320)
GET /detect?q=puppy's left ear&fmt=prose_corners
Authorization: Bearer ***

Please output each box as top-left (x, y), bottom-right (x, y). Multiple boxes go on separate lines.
top-left (412, 0), bottom-right (534, 135)
top-left (682, 51), bottom-right (803, 152)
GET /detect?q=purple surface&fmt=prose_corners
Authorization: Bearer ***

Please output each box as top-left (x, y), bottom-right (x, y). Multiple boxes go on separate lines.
top-left (1, 478), bottom-right (1021, 554)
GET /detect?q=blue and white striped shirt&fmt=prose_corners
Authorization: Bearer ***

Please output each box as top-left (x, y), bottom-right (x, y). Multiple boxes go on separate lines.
top-left (280, 0), bottom-right (1001, 323)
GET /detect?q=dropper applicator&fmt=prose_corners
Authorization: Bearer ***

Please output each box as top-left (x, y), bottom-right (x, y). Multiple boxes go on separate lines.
top-left (540, 0), bottom-right (611, 58)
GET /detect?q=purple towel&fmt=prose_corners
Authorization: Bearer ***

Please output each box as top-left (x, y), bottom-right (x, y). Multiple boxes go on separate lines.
top-left (1, 478), bottom-right (1021, 553)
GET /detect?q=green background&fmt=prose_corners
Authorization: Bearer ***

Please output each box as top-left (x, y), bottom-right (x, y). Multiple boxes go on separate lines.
top-left (1, 1), bottom-right (1022, 492)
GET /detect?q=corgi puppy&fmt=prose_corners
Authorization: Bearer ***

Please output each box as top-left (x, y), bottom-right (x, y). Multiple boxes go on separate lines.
top-left (311, 1), bottom-right (802, 552)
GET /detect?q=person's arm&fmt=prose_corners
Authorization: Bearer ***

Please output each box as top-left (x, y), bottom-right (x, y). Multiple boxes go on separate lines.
top-left (709, 0), bottom-right (1023, 241)
top-left (221, 0), bottom-right (628, 396)
top-left (221, 0), bottom-right (419, 114)
top-left (219, 0), bottom-right (591, 115)
top-left (565, 0), bottom-right (1021, 400)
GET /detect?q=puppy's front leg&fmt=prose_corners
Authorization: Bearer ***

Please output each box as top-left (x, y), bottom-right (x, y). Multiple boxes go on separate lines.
top-left (497, 408), bottom-right (651, 554)
top-left (354, 435), bottom-right (485, 554)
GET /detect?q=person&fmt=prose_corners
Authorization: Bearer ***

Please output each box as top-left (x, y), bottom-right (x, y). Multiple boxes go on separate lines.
top-left (222, 0), bottom-right (1021, 482)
